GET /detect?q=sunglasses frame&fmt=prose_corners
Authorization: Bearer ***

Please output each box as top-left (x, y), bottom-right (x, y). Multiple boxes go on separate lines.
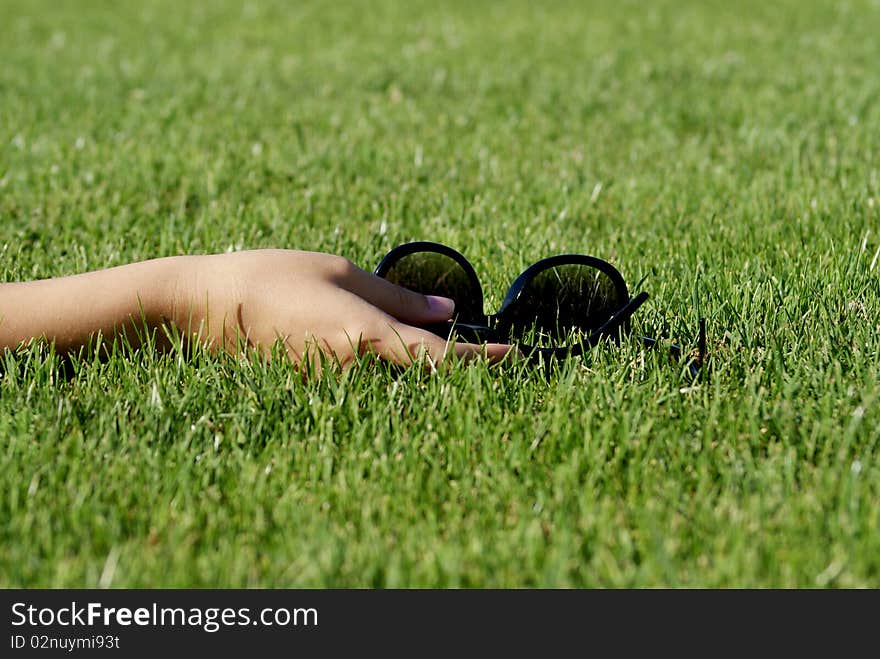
top-left (374, 241), bottom-right (650, 360)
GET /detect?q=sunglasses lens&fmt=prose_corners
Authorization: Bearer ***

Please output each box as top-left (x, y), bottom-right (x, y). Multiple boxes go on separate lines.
top-left (506, 264), bottom-right (625, 347)
top-left (380, 251), bottom-right (483, 321)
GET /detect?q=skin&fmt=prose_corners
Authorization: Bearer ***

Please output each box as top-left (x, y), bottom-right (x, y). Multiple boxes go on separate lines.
top-left (0, 249), bottom-right (515, 372)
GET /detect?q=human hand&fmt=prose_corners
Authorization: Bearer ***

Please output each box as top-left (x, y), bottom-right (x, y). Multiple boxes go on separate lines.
top-left (171, 249), bottom-right (516, 369)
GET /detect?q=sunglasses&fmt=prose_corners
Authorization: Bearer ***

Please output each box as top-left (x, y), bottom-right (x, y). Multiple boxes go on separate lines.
top-left (374, 241), bottom-right (655, 362)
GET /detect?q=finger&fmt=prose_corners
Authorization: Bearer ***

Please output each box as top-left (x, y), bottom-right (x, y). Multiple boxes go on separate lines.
top-left (370, 321), bottom-right (517, 366)
top-left (450, 342), bottom-right (521, 364)
top-left (364, 322), bottom-right (450, 365)
top-left (339, 265), bottom-right (456, 324)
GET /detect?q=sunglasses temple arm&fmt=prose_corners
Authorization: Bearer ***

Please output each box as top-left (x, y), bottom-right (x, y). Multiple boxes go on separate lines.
top-left (698, 317), bottom-right (707, 366)
top-left (524, 292), bottom-right (650, 363)
top-left (530, 292), bottom-right (649, 362)
top-left (640, 318), bottom-right (708, 379)
top-left (587, 292), bottom-right (650, 345)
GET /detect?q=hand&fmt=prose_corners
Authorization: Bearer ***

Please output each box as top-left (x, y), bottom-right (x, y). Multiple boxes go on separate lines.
top-left (171, 249), bottom-right (516, 369)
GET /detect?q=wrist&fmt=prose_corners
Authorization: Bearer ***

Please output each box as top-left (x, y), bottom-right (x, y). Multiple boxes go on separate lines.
top-left (148, 255), bottom-right (201, 334)
top-left (156, 253), bottom-right (245, 347)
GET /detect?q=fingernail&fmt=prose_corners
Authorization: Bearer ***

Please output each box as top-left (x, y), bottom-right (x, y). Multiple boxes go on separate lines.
top-left (426, 295), bottom-right (455, 316)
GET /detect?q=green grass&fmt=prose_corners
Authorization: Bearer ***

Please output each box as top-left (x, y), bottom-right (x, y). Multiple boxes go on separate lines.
top-left (2, 0), bottom-right (879, 587)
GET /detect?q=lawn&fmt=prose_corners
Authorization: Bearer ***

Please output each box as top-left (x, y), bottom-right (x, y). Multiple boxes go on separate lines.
top-left (1, 0), bottom-right (878, 587)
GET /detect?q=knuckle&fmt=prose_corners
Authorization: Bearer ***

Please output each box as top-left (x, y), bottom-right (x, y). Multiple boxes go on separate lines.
top-left (394, 286), bottom-right (413, 309)
top-left (327, 255), bottom-right (357, 280)
top-left (342, 321), bottom-right (379, 351)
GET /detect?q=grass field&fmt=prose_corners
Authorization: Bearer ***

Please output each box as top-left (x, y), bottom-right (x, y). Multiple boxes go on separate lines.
top-left (1, 0), bottom-right (879, 587)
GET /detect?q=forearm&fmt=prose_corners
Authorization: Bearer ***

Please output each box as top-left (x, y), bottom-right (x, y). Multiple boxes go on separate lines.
top-left (0, 257), bottom-right (185, 353)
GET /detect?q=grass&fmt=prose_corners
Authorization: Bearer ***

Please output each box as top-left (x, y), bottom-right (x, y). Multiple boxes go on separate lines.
top-left (1, 0), bottom-right (879, 587)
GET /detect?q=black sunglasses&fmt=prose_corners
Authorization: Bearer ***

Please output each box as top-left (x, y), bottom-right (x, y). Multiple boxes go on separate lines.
top-left (374, 241), bottom-right (656, 362)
